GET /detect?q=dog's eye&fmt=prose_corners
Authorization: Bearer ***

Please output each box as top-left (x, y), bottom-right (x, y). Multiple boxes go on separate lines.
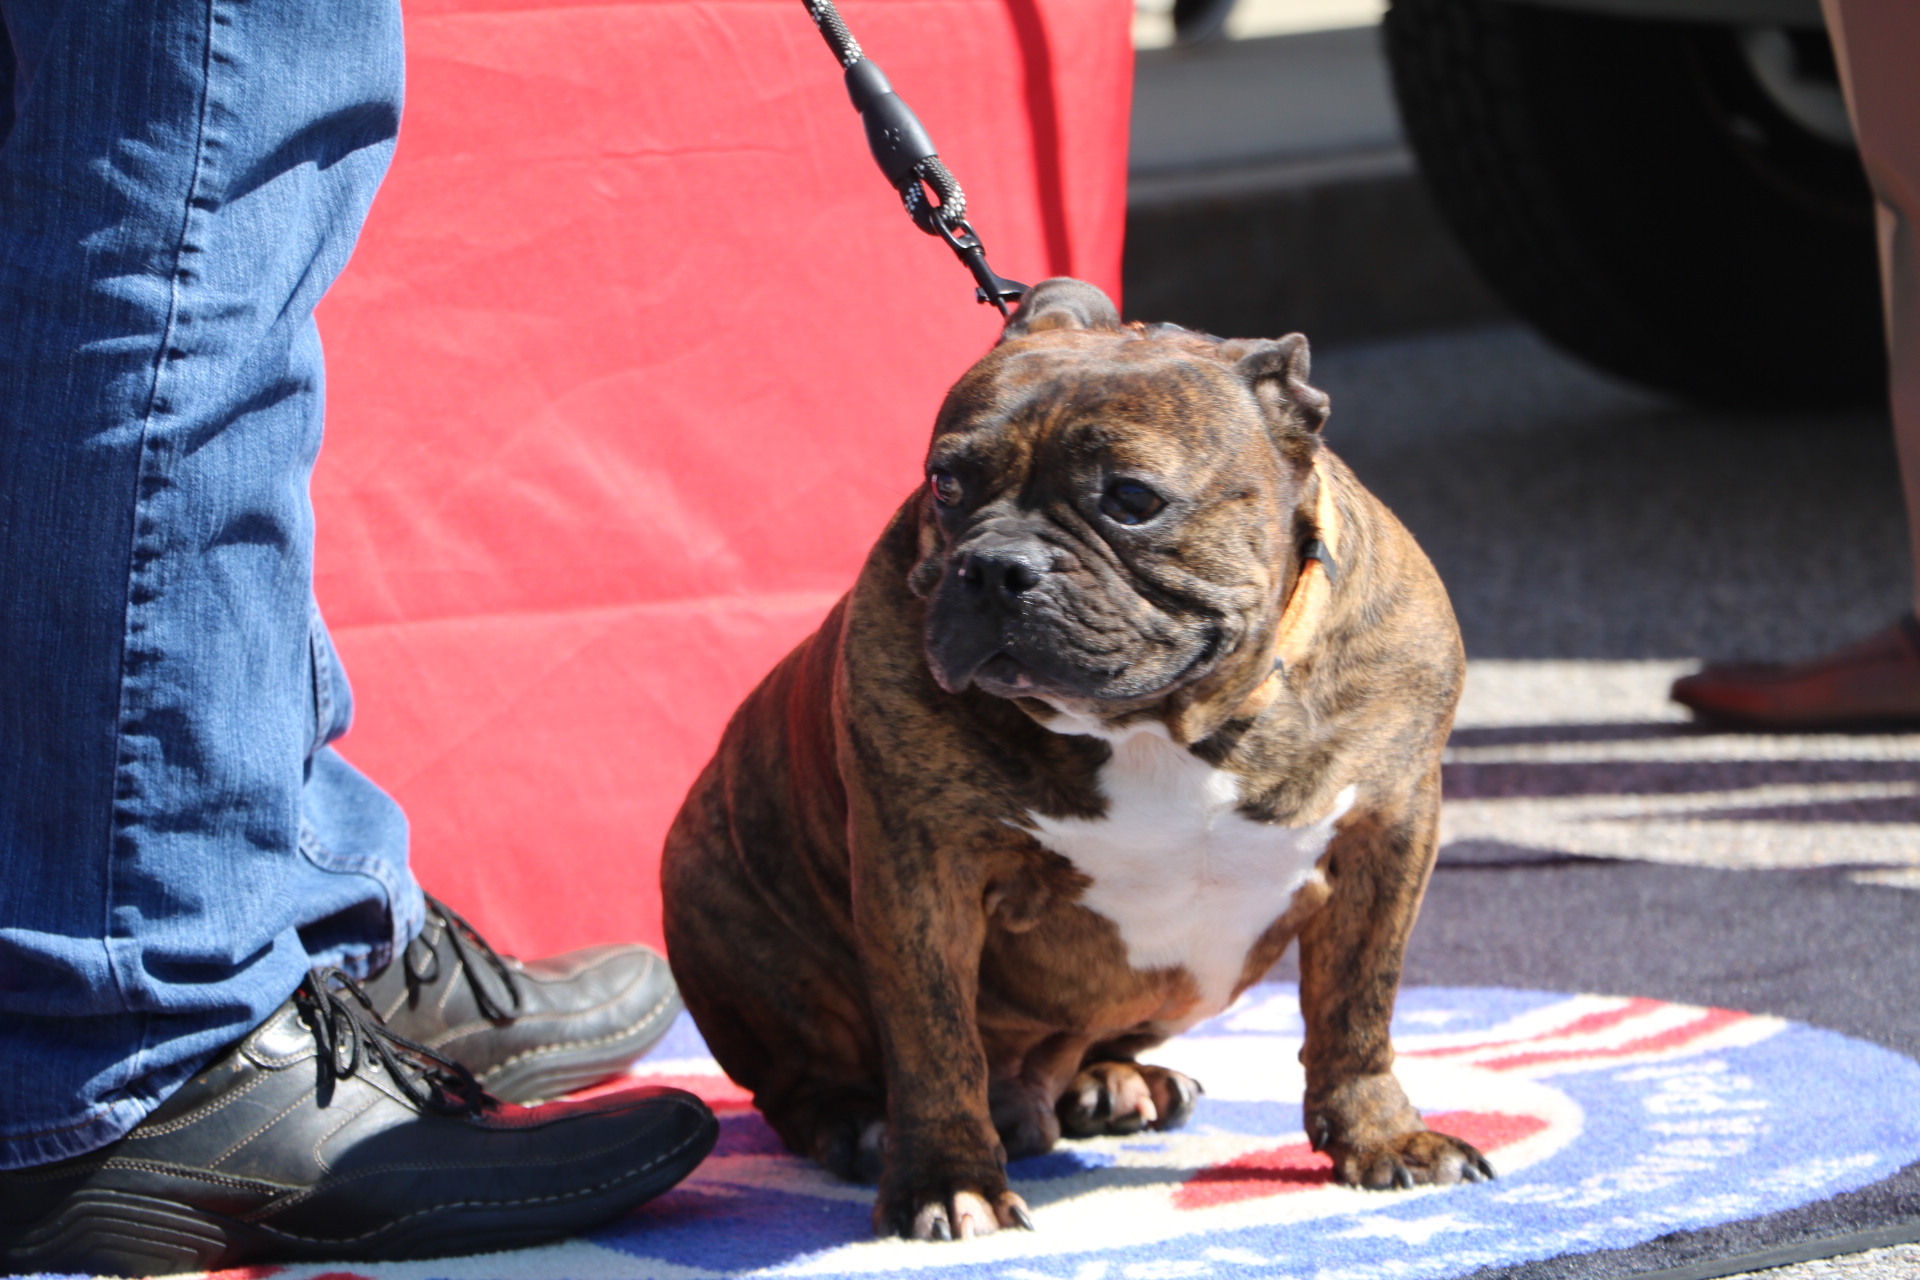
top-left (1100, 480), bottom-right (1166, 525)
top-left (929, 470), bottom-right (963, 507)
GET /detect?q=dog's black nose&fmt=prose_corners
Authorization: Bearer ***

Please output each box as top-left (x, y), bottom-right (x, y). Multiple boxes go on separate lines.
top-left (959, 544), bottom-right (1046, 603)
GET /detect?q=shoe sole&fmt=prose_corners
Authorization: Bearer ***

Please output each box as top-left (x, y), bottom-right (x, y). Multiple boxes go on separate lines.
top-left (6, 1103), bottom-right (718, 1277)
top-left (484, 986), bottom-right (687, 1105)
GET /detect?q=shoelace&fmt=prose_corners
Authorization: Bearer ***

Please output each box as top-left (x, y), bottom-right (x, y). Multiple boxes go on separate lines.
top-left (402, 894), bottom-right (524, 1022)
top-left (298, 966), bottom-right (490, 1116)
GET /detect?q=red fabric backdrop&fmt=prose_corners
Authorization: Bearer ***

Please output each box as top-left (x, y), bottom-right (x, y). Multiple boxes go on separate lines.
top-left (312, 0), bottom-right (1133, 958)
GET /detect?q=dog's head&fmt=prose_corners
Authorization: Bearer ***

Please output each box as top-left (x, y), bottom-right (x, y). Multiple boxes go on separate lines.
top-left (910, 278), bottom-right (1331, 737)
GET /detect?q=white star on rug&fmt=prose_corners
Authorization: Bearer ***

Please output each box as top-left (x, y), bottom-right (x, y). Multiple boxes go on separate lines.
top-left (1334, 1212), bottom-right (1484, 1244)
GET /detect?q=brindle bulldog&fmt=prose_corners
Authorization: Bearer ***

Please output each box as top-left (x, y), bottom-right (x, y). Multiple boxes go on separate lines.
top-left (661, 278), bottom-right (1490, 1241)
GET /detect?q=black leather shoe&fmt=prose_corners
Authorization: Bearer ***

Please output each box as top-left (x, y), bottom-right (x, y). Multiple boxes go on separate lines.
top-left (362, 894), bottom-right (682, 1104)
top-left (2, 970), bottom-right (716, 1277)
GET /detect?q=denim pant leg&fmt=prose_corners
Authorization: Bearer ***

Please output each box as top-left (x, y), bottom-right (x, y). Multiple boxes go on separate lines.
top-left (0, 0), bottom-right (422, 1168)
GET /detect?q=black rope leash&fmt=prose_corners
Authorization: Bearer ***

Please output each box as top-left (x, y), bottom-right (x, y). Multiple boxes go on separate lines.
top-left (800, 0), bottom-right (1028, 316)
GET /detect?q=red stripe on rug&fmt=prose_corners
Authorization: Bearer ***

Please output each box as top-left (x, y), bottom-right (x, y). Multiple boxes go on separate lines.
top-left (1408, 999), bottom-right (1662, 1058)
top-left (1479, 1008), bottom-right (1747, 1071)
top-left (1172, 1110), bottom-right (1547, 1209)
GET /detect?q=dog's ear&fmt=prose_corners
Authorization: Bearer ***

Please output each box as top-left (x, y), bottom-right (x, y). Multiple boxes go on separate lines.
top-left (999, 277), bottom-right (1121, 342)
top-left (1232, 332), bottom-right (1329, 438)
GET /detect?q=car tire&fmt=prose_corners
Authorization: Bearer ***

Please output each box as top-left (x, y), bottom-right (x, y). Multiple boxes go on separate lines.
top-left (1382, 0), bottom-right (1884, 407)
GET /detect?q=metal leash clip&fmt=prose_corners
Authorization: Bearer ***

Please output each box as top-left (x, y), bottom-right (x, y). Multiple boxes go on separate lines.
top-left (930, 216), bottom-right (1031, 316)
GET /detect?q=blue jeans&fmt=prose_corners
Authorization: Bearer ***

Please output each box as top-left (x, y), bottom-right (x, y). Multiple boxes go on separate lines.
top-left (0, 0), bottom-right (421, 1168)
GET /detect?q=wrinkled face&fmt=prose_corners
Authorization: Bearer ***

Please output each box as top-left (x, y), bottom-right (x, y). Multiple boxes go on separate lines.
top-left (912, 328), bottom-right (1314, 711)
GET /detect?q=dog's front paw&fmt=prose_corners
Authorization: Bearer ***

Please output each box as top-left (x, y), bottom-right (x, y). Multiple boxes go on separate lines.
top-left (1308, 1073), bottom-right (1494, 1189)
top-left (875, 1166), bottom-right (1035, 1240)
top-left (1327, 1128), bottom-right (1494, 1190)
top-left (1058, 1061), bottom-right (1202, 1138)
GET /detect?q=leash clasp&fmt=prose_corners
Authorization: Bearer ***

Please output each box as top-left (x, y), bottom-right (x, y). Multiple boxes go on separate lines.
top-left (930, 216), bottom-right (1028, 318)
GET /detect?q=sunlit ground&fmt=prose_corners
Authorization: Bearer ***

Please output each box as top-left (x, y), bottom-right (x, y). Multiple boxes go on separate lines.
top-left (1133, 0), bottom-right (1387, 47)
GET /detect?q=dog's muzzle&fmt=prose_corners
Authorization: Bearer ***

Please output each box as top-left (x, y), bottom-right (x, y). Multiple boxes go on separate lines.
top-left (922, 527), bottom-right (1065, 695)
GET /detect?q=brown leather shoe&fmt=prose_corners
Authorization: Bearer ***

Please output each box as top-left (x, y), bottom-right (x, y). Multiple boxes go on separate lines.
top-left (361, 895), bottom-right (682, 1104)
top-left (1670, 615), bottom-right (1920, 728)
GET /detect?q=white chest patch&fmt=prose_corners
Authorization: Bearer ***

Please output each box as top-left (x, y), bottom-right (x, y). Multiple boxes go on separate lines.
top-left (1023, 723), bottom-right (1355, 1028)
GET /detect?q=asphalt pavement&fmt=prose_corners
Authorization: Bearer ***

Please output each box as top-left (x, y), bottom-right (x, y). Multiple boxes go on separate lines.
top-left (1312, 323), bottom-right (1910, 663)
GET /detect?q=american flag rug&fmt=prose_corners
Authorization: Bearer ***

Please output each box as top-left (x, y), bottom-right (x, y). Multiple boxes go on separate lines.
top-left (56, 981), bottom-right (1918, 1280)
